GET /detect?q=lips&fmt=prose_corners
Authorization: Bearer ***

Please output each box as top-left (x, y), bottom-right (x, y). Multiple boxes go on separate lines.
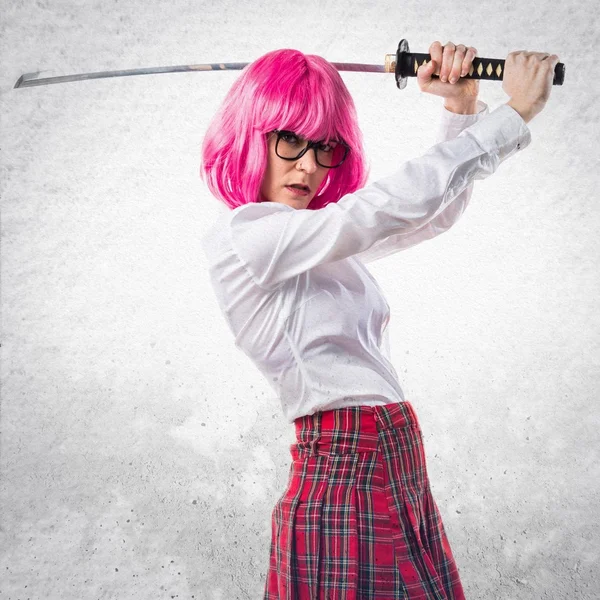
top-left (288, 183), bottom-right (311, 192)
top-left (285, 183), bottom-right (311, 197)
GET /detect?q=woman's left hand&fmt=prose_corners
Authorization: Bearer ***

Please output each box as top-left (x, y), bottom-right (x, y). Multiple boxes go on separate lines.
top-left (417, 41), bottom-right (480, 100)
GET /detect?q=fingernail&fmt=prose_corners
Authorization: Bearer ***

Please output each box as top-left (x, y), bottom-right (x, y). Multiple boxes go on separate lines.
top-left (441, 76), bottom-right (447, 82)
top-left (449, 77), bottom-right (456, 84)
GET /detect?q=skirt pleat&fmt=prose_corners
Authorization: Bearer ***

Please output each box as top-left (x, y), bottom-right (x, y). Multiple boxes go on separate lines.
top-left (264, 401), bottom-right (465, 600)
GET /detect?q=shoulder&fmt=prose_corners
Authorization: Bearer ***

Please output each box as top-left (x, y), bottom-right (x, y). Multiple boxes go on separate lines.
top-left (201, 202), bottom-right (293, 250)
top-left (226, 202), bottom-right (296, 240)
top-left (229, 201), bottom-right (294, 226)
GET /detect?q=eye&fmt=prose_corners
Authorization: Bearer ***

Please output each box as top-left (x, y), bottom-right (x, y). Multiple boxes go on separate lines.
top-left (318, 140), bottom-right (339, 153)
top-left (280, 131), bottom-right (301, 145)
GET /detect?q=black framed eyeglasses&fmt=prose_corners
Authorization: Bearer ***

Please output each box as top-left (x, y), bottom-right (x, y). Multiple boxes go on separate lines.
top-left (271, 130), bottom-right (350, 169)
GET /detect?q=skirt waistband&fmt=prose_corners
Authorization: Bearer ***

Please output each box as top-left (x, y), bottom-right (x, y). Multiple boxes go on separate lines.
top-left (291, 401), bottom-right (421, 460)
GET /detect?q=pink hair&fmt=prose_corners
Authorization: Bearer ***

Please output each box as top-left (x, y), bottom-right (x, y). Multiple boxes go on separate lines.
top-left (200, 48), bottom-right (369, 210)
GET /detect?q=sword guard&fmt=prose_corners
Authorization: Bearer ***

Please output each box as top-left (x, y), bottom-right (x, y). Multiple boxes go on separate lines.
top-left (394, 39), bottom-right (411, 89)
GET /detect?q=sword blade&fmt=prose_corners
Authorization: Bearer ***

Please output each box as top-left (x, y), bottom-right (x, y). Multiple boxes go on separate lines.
top-left (14, 62), bottom-right (386, 89)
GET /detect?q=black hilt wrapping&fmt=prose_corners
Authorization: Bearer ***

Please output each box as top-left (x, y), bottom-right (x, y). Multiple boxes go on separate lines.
top-left (393, 39), bottom-right (565, 89)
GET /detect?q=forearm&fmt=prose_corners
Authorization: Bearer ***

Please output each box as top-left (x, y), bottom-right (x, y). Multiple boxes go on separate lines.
top-left (443, 97), bottom-right (479, 114)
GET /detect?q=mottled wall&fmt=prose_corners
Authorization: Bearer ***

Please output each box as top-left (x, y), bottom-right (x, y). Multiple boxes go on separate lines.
top-left (1, 0), bottom-right (598, 598)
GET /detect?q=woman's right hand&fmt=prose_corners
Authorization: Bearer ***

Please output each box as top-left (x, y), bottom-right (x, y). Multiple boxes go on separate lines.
top-left (503, 51), bottom-right (561, 123)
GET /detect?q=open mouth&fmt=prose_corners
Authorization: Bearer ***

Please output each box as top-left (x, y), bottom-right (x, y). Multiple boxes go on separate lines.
top-left (286, 184), bottom-right (311, 196)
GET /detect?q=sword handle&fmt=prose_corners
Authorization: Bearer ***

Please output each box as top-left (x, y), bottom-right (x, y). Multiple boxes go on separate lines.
top-left (385, 39), bottom-right (565, 90)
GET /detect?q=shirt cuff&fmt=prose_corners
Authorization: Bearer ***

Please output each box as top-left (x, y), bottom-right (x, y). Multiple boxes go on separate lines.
top-left (436, 99), bottom-right (489, 143)
top-left (441, 98), bottom-right (488, 120)
top-left (460, 103), bottom-right (532, 161)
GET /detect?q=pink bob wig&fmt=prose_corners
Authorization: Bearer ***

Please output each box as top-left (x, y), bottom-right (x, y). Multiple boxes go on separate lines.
top-left (200, 48), bottom-right (369, 210)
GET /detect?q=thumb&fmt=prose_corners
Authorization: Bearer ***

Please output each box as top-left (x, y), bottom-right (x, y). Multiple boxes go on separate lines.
top-left (417, 59), bottom-right (437, 88)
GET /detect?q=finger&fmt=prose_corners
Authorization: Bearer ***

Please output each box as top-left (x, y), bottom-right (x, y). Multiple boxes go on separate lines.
top-left (545, 54), bottom-right (560, 79)
top-left (429, 41), bottom-right (443, 74)
top-left (440, 42), bottom-right (456, 82)
top-left (417, 58), bottom-right (437, 86)
top-left (449, 44), bottom-right (467, 83)
top-left (461, 47), bottom-right (477, 77)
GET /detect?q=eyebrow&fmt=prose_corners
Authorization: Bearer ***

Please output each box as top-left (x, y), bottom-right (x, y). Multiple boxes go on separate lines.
top-left (279, 130), bottom-right (338, 144)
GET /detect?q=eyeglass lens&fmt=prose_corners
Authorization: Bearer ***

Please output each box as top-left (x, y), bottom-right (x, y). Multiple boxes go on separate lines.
top-left (276, 132), bottom-right (347, 168)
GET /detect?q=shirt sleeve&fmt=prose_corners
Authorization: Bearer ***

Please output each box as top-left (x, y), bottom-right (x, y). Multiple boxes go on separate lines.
top-left (353, 99), bottom-right (490, 264)
top-left (226, 102), bottom-right (531, 290)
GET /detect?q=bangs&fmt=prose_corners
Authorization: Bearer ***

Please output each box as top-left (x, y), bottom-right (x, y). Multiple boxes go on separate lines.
top-left (259, 57), bottom-right (346, 143)
top-left (276, 89), bottom-right (340, 142)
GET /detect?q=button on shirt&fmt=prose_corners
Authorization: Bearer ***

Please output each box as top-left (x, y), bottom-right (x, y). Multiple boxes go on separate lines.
top-left (201, 101), bottom-right (532, 423)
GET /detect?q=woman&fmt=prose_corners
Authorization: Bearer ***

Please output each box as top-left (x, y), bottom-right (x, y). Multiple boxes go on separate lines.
top-left (200, 41), bottom-right (558, 599)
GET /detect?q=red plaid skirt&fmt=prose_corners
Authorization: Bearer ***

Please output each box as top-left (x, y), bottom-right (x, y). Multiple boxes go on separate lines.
top-left (263, 401), bottom-right (465, 599)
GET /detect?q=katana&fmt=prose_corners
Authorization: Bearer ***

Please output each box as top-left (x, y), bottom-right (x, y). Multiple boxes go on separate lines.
top-left (14, 38), bottom-right (565, 90)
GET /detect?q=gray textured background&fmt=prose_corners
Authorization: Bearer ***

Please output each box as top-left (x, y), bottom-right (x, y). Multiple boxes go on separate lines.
top-left (1, 0), bottom-right (599, 598)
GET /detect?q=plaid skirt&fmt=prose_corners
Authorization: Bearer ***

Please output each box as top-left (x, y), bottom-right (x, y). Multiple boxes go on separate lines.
top-left (263, 401), bottom-right (465, 600)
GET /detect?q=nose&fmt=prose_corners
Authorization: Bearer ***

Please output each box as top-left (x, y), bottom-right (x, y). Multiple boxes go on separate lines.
top-left (295, 148), bottom-right (319, 174)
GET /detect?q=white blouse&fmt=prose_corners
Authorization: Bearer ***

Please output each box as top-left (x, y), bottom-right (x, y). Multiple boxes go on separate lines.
top-left (201, 100), bottom-right (532, 423)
